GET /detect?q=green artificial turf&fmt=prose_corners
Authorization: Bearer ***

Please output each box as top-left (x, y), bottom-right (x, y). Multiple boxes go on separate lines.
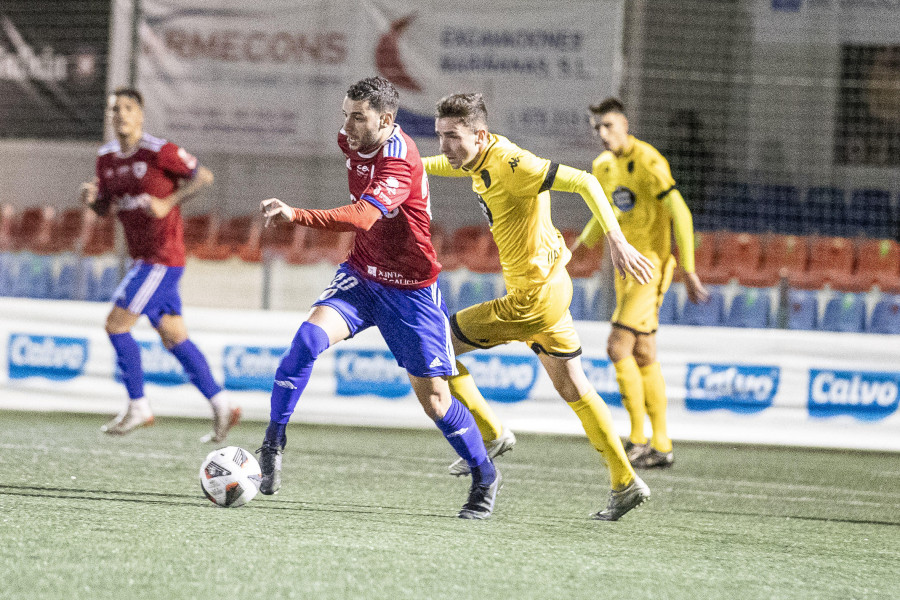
top-left (1, 410), bottom-right (897, 600)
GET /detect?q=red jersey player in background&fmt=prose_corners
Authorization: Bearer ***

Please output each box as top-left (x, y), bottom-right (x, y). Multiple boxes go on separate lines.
top-left (255, 76), bottom-right (501, 519)
top-left (79, 87), bottom-right (240, 441)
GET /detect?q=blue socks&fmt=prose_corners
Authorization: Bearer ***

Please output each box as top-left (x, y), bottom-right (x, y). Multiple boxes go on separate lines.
top-left (435, 397), bottom-right (495, 486)
top-left (264, 322), bottom-right (331, 446)
top-left (169, 339), bottom-right (223, 400)
top-left (109, 332), bottom-right (144, 400)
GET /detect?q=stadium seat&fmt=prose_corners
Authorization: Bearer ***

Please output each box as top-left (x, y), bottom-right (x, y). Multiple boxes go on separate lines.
top-left (802, 187), bottom-right (847, 236)
top-left (569, 277), bottom-right (593, 321)
top-left (431, 223), bottom-right (463, 271)
top-left (456, 274), bottom-right (499, 309)
top-left (243, 221), bottom-right (298, 263)
top-left (725, 287), bottom-right (772, 328)
top-left (0, 252), bottom-right (14, 296)
top-left (848, 189), bottom-right (895, 239)
top-left (12, 253), bottom-right (53, 299)
top-left (678, 287), bottom-right (724, 326)
top-left (829, 238), bottom-right (900, 293)
top-left (48, 208), bottom-right (91, 254)
top-left (91, 264), bottom-right (120, 302)
top-left (789, 236), bottom-right (855, 290)
top-left (754, 184), bottom-right (800, 234)
top-left (183, 213), bottom-right (217, 255)
top-left (563, 229), bottom-right (602, 278)
top-left (740, 234), bottom-right (808, 288)
top-left (192, 214), bottom-right (256, 261)
top-left (285, 228), bottom-right (354, 265)
top-left (438, 276), bottom-right (457, 314)
top-left (867, 294), bottom-right (900, 335)
top-left (820, 292), bottom-right (866, 333)
top-left (12, 206), bottom-right (56, 253)
top-left (83, 215), bottom-right (116, 256)
top-left (658, 289), bottom-right (679, 325)
top-left (787, 289), bottom-right (818, 330)
top-left (682, 230), bottom-right (722, 283)
top-left (453, 225), bottom-right (501, 273)
top-left (711, 231), bottom-right (763, 285)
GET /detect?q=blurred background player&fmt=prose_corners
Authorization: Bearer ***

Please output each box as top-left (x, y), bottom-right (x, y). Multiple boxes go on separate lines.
top-left (573, 98), bottom-right (709, 468)
top-left (423, 92), bottom-right (653, 521)
top-left (79, 87), bottom-right (240, 441)
top-left (255, 77), bottom-right (500, 520)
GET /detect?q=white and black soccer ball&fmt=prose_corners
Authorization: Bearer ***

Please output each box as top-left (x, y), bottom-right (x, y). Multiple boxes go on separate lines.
top-left (199, 446), bottom-right (262, 508)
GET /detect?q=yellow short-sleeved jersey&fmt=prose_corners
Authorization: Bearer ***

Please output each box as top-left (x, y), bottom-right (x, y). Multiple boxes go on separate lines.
top-left (592, 136), bottom-right (676, 268)
top-left (423, 134), bottom-right (569, 291)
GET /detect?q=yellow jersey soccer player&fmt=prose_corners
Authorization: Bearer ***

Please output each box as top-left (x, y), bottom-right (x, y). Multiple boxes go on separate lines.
top-left (575, 97), bottom-right (709, 469)
top-left (423, 93), bottom-right (654, 521)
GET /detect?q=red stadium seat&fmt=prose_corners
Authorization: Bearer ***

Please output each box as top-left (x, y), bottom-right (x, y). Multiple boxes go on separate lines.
top-left (431, 223), bottom-right (463, 271)
top-left (239, 220), bottom-right (294, 263)
top-left (285, 228), bottom-right (354, 265)
top-left (740, 234), bottom-right (809, 288)
top-left (0, 204), bottom-right (15, 251)
top-left (677, 230), bottom-right (724, 283)
top-left (717, 232), bottom-right (763, 285)
top-left (12, 206), bottom-right (56, 253)
top-left (82, 215), bottom-right (116, 256)
top-left (453, 225), bottom-right (501, 273)
top-left (193, 214), bottom-right (256, 261)
top-left (831, 238), bottom-right (900, 293)
top-left (563, 229), bottom-right (602, 278)
top-left (789, 236), bottom-right (855, 290)
top-left (183, 213), bottom-right (217, 255)
top-left (48, 207), bottom-right (92, 254)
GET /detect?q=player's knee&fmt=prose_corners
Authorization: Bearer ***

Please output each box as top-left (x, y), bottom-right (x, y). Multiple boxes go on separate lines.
top-left (276, 322), bottom-right (330, 376)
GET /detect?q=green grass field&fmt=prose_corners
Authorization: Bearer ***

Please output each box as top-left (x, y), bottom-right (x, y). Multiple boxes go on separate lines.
top-left (1, 409), bottom-right (897, 600)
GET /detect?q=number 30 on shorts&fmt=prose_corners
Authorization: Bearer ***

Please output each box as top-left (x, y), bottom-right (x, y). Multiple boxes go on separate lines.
top-left (318, 272), bottom-right (359, 301)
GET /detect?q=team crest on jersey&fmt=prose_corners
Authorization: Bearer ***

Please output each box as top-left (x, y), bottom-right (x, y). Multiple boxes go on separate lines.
top-left (105, 168), bottom-right (114, 178)
top-left (611, 186), bottom-right (636, 212)
top-left (132, 162), bottom-right (147, 179)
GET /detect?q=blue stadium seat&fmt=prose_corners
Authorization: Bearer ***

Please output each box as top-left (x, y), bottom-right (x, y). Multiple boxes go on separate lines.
top-left (802, 187), bottom-right (847, 236)
top-left (456, 275), bottom-right (498, 310)
top-left (787, 289), bottom-right (818, 330)
top-left (438, 276), bottom-right (456, 315)
top-left (91, 264), bottom-right (120, 302)
top-left (754, 185), bottom-right (800, 234)
top-left (848, 189), bottom-right (895, 239)
top-left (820, 292), bottom-right (866, 333)
top-left (866, 294), bottom-right (900, 335)
top-left (569, 278), bottom-right (592, 321)
top-left (725, 287), bottom-right (771, 328)
top-left (51, 263), bottom-right (78, 300)
top-left (679, 287), bottom-right (724, 326)
top-left (0, 252), bottom-right (14, 297)
top-left (658, 289), bottom-right (678, 325)
top-left (12, 253), bottom-right (53, 299)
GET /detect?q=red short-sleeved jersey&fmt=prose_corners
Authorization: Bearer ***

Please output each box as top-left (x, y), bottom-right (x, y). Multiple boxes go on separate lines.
top-left (338, 125), bottom-right (440, 289)
top-left (95, 133), bottom-right (198, 266)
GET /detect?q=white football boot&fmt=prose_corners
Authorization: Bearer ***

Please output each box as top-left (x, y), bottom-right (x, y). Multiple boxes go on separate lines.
top-left (101, 398), bottom-right (154, 435)
top-left (201, 395), bottom-right (242, 443)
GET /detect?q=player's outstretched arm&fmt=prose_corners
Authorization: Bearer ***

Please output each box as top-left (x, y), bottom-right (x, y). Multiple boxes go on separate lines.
top-left (663, 189), bottom-right (709, 303)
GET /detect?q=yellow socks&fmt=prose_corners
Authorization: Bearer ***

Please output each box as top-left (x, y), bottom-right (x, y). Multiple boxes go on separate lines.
top-left (448, 361), bottom-right (503, 443)
top-left (641, 362), bottom-right (672, 452)
top-left (614, 356), bottom-right (648, 444)
top-left (570, 390), bottom-right (635, 489)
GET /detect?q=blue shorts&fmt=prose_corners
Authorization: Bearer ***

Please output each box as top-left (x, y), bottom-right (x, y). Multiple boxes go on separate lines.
top-left (314, 263), bottom-right (457, 378)
top-left (112, 260), bottom-right (184, 328)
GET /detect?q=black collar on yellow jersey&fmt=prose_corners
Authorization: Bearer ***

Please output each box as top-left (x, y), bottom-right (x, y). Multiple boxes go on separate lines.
top-left (462, 134), bottom-right (499, 174)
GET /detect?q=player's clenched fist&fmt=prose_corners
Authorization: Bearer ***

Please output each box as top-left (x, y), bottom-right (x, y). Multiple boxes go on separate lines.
top-left (260, 198), bottom-right (294, 227)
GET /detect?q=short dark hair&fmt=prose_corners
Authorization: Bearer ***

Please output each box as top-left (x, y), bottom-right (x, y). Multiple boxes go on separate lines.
top-left (435, 93), bottom-right (488, 130)
top-left (346, 76), bottom-right (399, 116)
top-left (589, 97), bottom-right (625, 117)
top-left (112, 87), bottom-right (144, 108)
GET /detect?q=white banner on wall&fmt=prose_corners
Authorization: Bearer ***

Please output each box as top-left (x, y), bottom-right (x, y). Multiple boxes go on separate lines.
top-left (2, 298), bottom-right (899, 451)
top-left (130, 0), bottom-right (623, 157)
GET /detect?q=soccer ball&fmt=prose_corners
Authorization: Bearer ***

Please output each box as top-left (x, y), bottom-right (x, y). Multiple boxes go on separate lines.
top-left (199, 446), bottom-right (262, 508)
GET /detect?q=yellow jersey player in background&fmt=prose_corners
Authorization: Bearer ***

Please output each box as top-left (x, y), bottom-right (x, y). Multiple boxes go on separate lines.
top-left (574, 98), bottom-right (709, 469)
top-left (424, 93), bottom-right (655, 521)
